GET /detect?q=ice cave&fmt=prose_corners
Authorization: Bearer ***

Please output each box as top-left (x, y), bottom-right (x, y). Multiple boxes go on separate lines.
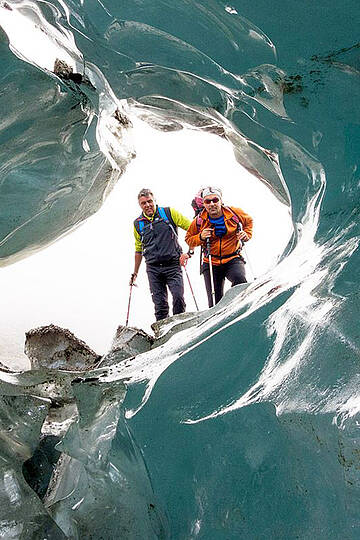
top-left (0, 1), bottom-right (359, 538)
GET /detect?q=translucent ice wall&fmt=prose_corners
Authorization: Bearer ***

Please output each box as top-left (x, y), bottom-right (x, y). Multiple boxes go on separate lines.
top-left (0, 1), bottom-right (359, 538)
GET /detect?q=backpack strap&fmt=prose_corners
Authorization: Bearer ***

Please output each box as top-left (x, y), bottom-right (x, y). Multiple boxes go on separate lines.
top-left (157, 206), bottom-right (168, 222)
top-left (134, 216), bottom-right (147, 234)
top-left (159, 207), bottom-right (179, 234)
top-left (158, 207), bottom-right (181, 253)
top-left (224, 207), bottom-right (245, 252)
top-left (138, 219), bottom-right (145, 233)
top-left (196, 215), bottom-right (203, 231)
top-left (224, 206), bottom-right (242, 229)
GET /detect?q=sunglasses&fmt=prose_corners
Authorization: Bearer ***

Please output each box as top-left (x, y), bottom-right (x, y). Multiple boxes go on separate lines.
top-left (204, 197), bottom-right (220, 204)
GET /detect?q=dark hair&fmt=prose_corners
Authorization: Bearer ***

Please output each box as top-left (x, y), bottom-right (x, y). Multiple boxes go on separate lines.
top-left (137, 188), bottom-right (154, 200)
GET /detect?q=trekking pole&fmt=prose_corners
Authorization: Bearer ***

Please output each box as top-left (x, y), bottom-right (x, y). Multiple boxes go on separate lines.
top-left (125, 282), bottom-right (135, 327)
top-left (184, 266), bottom-right (199, 311)
top-left (206, 238), bottom-right (216, 306)
top-left (242, 245), bottom-right (256, 281)
top-left (237, 223), bottom-right (256, 281)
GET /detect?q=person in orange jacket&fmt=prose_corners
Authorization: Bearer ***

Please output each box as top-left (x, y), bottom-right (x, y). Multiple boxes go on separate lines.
top-left (185, 186), bottom-right (253, 307)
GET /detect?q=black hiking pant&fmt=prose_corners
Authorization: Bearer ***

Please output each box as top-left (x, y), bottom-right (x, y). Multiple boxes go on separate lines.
top-left (146, 262), bottom-right (186, 321)
top-left (203, 257), bottom-right (246, 308)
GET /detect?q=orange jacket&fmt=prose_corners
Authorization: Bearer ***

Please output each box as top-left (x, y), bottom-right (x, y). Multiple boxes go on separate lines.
top-left (185, 206), bottom-right (253, 265)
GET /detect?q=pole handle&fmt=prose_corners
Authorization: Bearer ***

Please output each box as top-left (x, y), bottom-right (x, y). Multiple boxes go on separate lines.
top-left (206, 237), bottom-right (211, 256)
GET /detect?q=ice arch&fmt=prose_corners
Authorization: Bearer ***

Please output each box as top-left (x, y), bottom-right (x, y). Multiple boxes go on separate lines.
top-left (0, 0), bottom-right (298, 267)
top-left (0, 1), bottom-right (359, 539)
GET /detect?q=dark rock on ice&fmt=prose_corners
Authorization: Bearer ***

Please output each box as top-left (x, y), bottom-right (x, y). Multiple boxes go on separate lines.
top-left (54, 59), bottom-right (83, 84)
top-left (114, 107), bottom-right (132, 127)
top-left (24, 324), bottom-right (101, 370)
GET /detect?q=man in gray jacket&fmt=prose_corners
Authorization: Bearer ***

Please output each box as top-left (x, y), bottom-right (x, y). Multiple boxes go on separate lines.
top-left (131, 188), bottom-right (191, 321)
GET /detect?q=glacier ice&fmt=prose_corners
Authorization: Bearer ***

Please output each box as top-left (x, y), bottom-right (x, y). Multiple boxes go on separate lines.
top-left (0, 0), bottom-right (360, 538)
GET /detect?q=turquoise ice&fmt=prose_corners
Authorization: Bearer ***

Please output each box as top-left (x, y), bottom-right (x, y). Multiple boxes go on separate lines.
top-left (0, 1), bottom-right (359, 538)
